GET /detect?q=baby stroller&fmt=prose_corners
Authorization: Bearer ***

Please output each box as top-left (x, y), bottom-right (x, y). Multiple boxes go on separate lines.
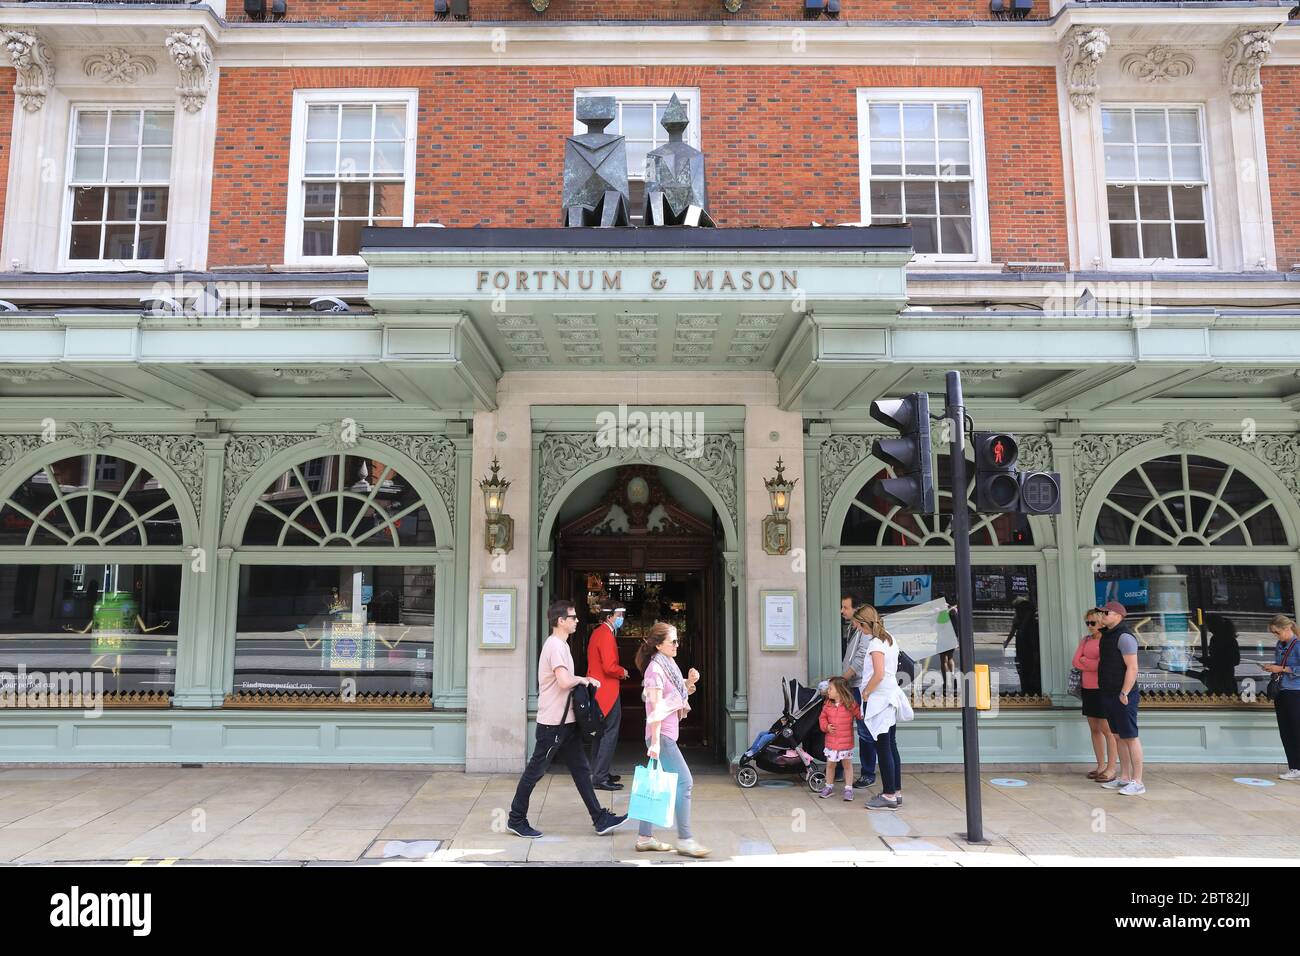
top-left (735, 677), bottom-right (827, 791)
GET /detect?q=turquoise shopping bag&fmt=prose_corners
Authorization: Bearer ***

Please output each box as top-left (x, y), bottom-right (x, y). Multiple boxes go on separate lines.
top-left (627, 759), bottom-right (677, 828)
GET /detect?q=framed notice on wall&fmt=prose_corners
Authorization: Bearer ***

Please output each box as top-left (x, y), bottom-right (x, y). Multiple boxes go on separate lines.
top-left (480, 588), bottom-right (516, 649)
top-left (760, 589), bottom-right (799, 652)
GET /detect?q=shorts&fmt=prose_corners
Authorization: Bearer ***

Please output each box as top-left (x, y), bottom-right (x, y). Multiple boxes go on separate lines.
top-left (824, 748), bottom-right (854, 762)
top-left (1080, 688), bottom-right (1106, 720)
top-left (1102, 690), bottom-right (1140, 740)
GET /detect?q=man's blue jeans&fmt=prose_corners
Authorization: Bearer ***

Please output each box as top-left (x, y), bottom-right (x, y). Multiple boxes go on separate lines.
top-left (851, 686), bottom-right (878, 780)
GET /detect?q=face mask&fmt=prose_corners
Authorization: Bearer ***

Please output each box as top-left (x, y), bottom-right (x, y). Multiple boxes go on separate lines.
top-left (612, 616), bottom-right (624, 630)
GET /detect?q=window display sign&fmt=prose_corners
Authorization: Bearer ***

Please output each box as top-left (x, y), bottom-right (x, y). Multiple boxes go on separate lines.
top-left (321, 621), bottom-right (376, 670)
top-left (874, 574), bottom-right (932, 608)
top-left (1009, 574), bottom-right (1030, 595)
top-left (974, 573), bottom-right (1006, 603)
top-left (1096, 577), bottom-right (1149, 608)
top-left (1265, 580), bottom-right (1284, 609)
top-left (480, 588), bottom-right (515, 649)
top-left (883, 598), bottom-right (959, 660)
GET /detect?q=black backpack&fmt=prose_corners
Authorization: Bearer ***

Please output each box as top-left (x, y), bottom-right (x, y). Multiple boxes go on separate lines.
top-left (568, 683), bottom-right (606, 739)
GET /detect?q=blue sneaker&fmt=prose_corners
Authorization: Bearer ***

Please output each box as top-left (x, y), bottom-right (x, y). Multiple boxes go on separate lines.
top-left (507, 820), bottom-right (542, 839)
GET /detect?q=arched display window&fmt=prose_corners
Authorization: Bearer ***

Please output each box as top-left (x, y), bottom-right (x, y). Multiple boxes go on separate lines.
top-left (229, 449), bottom-right (446, 706)
top-left (1088, 451), bottom-right (1295, 703)
top-left (0, 451), bottom-right (190, 703)
top-left (834, 452), bottom-right (1046, 706)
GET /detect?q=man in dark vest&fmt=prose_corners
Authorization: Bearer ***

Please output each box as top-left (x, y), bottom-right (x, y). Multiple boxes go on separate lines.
top-left (1097, 600), bottom-right (1146, 795)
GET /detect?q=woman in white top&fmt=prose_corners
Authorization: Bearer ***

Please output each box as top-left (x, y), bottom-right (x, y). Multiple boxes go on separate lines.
top-left (853, 604), bottom-right (913, 811)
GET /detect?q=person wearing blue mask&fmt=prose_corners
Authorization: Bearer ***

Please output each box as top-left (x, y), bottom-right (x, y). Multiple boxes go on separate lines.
top-left (587, 603), bottom-right (629, 791)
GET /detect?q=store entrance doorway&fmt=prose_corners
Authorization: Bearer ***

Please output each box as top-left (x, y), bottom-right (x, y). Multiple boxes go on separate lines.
top-left (552, 465), bottom-right (723, 757)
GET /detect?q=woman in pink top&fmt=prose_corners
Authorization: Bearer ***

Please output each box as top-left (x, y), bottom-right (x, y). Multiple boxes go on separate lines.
top-left (634, 621), bottom-right (709, 858)
top-left (1073, 607), bottom-right (1117, 782)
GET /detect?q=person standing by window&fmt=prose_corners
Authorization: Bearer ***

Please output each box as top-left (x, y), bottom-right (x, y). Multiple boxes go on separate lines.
top-left (1097, 601), bottom-right (1145, 796)
top-left (1265, 615), bottom-right (1300, 781)
top-left (1073, 608), bottom-right (1117, 783)
top-left (507, 599), bottom-right (628, 840)
top-left (840, 592), bottom-right (878, 790)
top-left (587, 603), bottom-right (628, 791)
top-left (855, 605), bottom-right (913, 811)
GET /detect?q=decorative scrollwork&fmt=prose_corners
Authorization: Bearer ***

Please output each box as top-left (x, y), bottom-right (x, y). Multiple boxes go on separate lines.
top-left (818, 434), bottom-right (876, 527)
top-left (83, 48), bottom-right (157, 84)
top-left (1162, 420), bottom-right (1214, 450)
top-left (127, 434), bottom-right (204, 518)
top-left (65, 422), bottom-right (115, 450)
top-left (1120, 47), bottom-right (1195, 84)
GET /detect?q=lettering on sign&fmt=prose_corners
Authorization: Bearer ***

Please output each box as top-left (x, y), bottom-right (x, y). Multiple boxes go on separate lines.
top-left (473, 269), bottom-right (798, 293)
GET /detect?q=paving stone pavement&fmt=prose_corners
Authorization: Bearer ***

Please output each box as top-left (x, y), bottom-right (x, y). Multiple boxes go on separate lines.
top-left (1, 764), bottom-right (1298, 866)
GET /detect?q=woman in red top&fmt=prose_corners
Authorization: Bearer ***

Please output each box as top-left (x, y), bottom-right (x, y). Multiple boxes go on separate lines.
top-left (1073, 607), bottom-right (1117, 782)
top-left (818, 676), bottom-right (862, 801)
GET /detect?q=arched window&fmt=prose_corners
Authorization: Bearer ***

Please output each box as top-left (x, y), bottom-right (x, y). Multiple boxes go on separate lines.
top-left (0, 453), bottom-right (182, 546)
top-left (0, 452), bottom-right (185, 704)
top-left (231, 448), bottom-right (444, 706)
top-left (1090, 452), bottom-right (1293, 704)
top-left (841, 455), bottom-right (1033, 547)
top-left (1094, 453), bottom-right (1286, 547)
top-left (241, 453), bottom-right (436, 548)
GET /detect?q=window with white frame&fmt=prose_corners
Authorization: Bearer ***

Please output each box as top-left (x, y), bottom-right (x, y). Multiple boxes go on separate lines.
top-left (1102, 106), bottom-right (1210, 263)
top-left (573, 88), bottom-right (700, 226)
top-left (286, 90), bottom-right (418, 262)
top-left (66, 107), bottom-right (173, 262)
top-left (858, 90), bottom-right (989, 261)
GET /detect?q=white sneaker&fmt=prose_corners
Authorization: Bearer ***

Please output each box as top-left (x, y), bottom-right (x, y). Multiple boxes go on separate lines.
top-left (675, 838), bottom-right (711, 859)
top-left (1280, 769), bottom-right (1300, 781)
top-left (1101, 777), bottom-right (1131, 790)
top-left (1118, 781), bottom-right (1146, 796)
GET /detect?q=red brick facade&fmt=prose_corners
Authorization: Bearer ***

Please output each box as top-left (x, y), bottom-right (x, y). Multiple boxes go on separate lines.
top-left (230, 1), bottom-right (1013, 23)
top-left (209, 65), bottom-right (1068, 267)
top-left (1263, 67), bottom-right (1300, 271)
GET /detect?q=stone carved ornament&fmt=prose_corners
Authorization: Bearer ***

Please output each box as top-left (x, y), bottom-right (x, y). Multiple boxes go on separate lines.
top-left (164, 29), bottom-right (213, 113)
top-left (535, 432), bottom-right (739, 537)
top-left (1120, 47), bottom-right (1195, 84)
top-left (221, 429), bottom-right (458, 529)
top-left (1223, 27), bottom-right (1274, 112)
top-left (1, 29), bottom-right (55, 112)
top-left (84, 48), bottom-right (157, 85)
top-left (1072, 423), bottom-right (1300, 514)
top-left (1062, 26), bottom-right (1111, 112)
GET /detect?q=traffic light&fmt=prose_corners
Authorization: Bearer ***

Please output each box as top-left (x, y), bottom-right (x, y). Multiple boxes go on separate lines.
top-left (868, 392), bottom-right (935, 515)
top-left (973, 432), bottom-right (1062, 515)
top-left (973, 432), bottom-right (1021, 513)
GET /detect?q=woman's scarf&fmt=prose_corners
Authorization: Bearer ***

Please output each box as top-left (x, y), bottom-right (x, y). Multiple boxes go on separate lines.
top-left (644, 651), bottom-right (691, 718)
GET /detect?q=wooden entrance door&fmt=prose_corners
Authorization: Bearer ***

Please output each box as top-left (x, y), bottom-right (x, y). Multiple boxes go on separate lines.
top-left (554, 466), bottom-right (718, 749)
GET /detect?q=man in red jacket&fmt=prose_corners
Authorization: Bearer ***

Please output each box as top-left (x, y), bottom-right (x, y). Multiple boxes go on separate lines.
top-left (587, 604), bottom-right (628, 791)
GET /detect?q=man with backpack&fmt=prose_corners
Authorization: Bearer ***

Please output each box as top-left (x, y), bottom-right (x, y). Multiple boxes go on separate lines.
top-left (507, 598), bottom-right (628, 839)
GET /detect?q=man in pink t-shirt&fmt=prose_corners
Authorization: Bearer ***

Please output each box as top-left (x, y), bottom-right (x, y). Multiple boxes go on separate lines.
top-left (507, 598), bottom-right (628, 840)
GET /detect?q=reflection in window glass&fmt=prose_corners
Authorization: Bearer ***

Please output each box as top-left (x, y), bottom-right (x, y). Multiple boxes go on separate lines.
top-left (841, 564), bottom-right (1041, 702)
top-left (233, 564), bottom-right (435, 699)
top-left (0, 455), bottom-right (181, 546)
top-left (1093, 564), bottom-right (1293, 701)
top-left (1095, 454), bottom-right (1285, 547)
top-left (0, 564), bottom-right (180, 700)
top-left (241, 455), bottom-right (436, 548)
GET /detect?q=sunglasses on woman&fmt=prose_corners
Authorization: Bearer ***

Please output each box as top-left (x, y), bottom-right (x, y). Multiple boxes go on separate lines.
top-left (1085, 619), bottom-right (1099, 627)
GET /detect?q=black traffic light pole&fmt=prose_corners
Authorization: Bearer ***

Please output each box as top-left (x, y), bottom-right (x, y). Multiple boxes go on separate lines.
top-left (945, 371), bottom-right (985, 845)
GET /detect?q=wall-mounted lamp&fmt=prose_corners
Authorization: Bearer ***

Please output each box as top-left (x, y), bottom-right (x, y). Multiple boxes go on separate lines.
top-left (480, 456), bottom-right (514, 553)
top-left (990, 0), bottom-right (1032, 20)
top-left (722, 0), bottom-right (743, 12)
top-left (528, 0), bottom-right (550, 11)
top-left (762, 457), bottom-right (797, 555)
